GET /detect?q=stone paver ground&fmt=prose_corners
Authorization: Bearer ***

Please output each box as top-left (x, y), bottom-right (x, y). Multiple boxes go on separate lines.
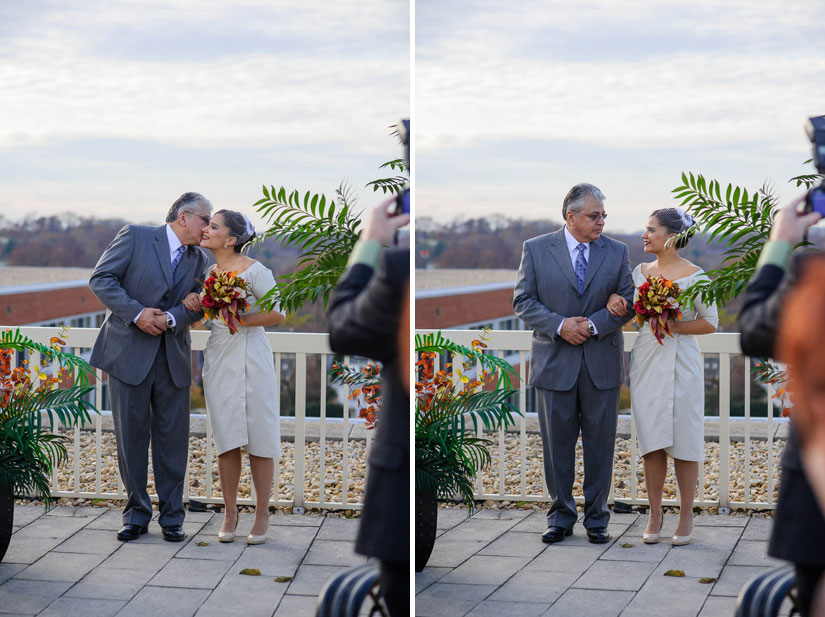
top-left (0, 504), bottom-right (368, 617)
top-left (416, 507), bottom-right (796, 617)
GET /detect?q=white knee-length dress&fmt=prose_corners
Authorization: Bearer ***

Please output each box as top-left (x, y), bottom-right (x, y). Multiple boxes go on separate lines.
top-left (202, 261), bottom-right (282, 459)
top-left (629, 265), bottom-right (718, 461)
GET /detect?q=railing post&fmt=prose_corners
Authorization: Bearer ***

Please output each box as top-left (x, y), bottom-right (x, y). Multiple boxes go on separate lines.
top-left (293, 352), bottom-right (307, 513)
top-left (718, 353), bottom-right (731, 511)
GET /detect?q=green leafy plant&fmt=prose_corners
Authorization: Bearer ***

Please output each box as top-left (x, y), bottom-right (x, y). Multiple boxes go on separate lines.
top-left (0, 328), bottom-right (97, 507)
top-left (672, 162), bottom-right (824, 309)
top-left (415, 331), bottom-right (520, 509)
top-left (251, 128), bottom-right (408, 315)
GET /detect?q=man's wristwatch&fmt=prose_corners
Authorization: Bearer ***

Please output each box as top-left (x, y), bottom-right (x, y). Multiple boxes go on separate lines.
top-left (587, 320), bottom-right (597, 336)
top-left (164, 312), bottom-right (174, 328)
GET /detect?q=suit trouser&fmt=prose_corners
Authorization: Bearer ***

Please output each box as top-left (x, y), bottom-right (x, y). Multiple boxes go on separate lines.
top-left (536, 361), bottom-right (619, 529)
top-left (108, 339), bottom-right (190, 527)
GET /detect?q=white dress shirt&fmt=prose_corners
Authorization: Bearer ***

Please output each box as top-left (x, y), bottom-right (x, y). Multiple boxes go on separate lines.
top-left (556, 226), bottom-right (597, 336)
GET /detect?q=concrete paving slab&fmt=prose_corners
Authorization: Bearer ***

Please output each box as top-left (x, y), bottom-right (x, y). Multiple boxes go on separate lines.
top-left (509, 511), bottom-right (550, 534)
top-left (12, 505), bottom-right (43, 529)
top-left (728, 541), bottom-right (786, 568)
top-left (415, 582), bottom-right (498, 617)
top-left (466, 599), bottom-right (550, 617)
top-left (116, 585), bottom-right (211, 617)
top-left (693, 514), bottom-right (748, 527)
top-left (51, 528), bottom-right (124, 555)
top-left (477, 531), bottom-right (547, 558)
top-left (12, 516), bottom-right (91, 539)
top-left (98, 542), bottom-right (179, 571)
top-left (436, 508), bottom-right (472, 533)
top-left (0, 579), bottom-right (72, 615)
top-left (175, 534), bottom-right (246, 561)
top-left (44, 506), bottom-right (103, 518)
top-left (2, 536), bottom-right (65, 565)
top-left (38, 597), bottom-right (125, 617)
top-left (441, 555), bottom-right (532, 586)
top-left (194, 570), bottom-right (289, 617)
top-left (415, 566), bottom-right (451, 594)
top-left (542, 589), bottom-right (635, 617)
top-left (621, 573), bottom-right (712, 617)
top-left (232, 546), bottom-right (304, 579)
top-left (523, 545), bottom-right (603, 574)
top-left (148, 557), bottom-right (233, 589)
top-left (14, 551), bottom-right (106, 583)
top-left (83, 510), bottom-right (126, 531)
top-left (271, 593), bottom-right (318, 617)
top-left (697, 595), bottom-right (738, 617)
top-left (488, 569), bottom-right (579, 603)
top-left (285, 564), bottom-right (349, 596)
top-left (0, 564), bottom-right (25, 586)
top-left (269, 524), bottom-right (321, 552)
top-left (471, 509), bottom-right (532, 521)
top-left (740, 517), bottom-right (774, 541)
top-left (269, 513), bottom-right (325, 527)
top-left (710, 565), bottom-right (774, 597)
top-left (572, 560), bottom-right (657, 591)
top-left (654, 549), bottom-right (729, 579)
top-left (439, 518), bottom-right (520, 543)
top-left (600, 539), bottom-right (669, 562)
top-left (299, 539), bottom-right (365, 568)
top-left (64, 567), bottom-right (155, 601)
top-left (425, 540), bottom-right (487, 568)
top-left (315, 516), bottom-right (359, 541)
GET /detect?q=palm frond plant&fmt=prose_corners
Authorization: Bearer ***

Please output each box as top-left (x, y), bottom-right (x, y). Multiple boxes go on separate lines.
top-left (0, 327), bottom-right (98, 561)
top-left (251, 127), bottom-right (408, 315)
top-left (670, 162), bottom-right (825, 409)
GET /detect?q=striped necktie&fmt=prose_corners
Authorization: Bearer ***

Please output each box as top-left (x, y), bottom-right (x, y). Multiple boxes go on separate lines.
top-left (171, 245), bottom-right (186, 274)
top-left (574, 243), bottom-right (587, 293)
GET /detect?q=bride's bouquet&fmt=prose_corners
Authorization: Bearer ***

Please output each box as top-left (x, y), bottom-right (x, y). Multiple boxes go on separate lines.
top-left (200, 270), bottom-right (250, 335)
top-left (633, 275), bottom-right (683, 345)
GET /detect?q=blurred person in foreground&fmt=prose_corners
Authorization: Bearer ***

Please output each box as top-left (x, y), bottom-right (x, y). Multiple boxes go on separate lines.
top-left (326, 197), bottom-right (410, 616)
top-left (738, 195), bottom-right (825, 617)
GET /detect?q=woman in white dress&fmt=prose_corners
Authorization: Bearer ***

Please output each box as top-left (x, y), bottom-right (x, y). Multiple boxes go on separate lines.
top-left (607, 207), bottom-right (718, 546)
top-left (184, 209), bottom-right (285, 544)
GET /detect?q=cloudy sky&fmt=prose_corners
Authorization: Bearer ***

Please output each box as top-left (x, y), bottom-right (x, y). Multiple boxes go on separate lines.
top-left (0, 1), bottom-right (409, 227)
top-left (416, 0), bottom-right (825, 233)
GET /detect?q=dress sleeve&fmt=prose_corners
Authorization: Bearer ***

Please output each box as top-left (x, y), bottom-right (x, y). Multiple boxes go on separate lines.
top-left (249, 264), bottom-right (282, 314)
top-left (693, 273), bottom-right (719, 330)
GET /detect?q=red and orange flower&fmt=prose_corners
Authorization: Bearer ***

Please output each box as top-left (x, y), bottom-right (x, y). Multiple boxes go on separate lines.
top-left (633, 275), bottom-right (683, 345)
top-left (199, 270), bottom-right (250, 335)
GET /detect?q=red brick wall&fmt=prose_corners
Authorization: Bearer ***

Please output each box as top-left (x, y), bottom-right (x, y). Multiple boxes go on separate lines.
top-left (1, 286), bottom-right (105, 326)
top-left (415, 288), bottom-right (515, 329)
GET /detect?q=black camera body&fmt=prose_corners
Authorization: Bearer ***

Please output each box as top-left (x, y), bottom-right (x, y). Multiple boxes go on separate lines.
top-left (804, 115), bottom-right (825, 216)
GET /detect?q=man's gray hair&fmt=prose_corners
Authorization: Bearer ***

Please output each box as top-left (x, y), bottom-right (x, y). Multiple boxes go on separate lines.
top-left (562, 183), bottom-right (606, 218)
top-left (166, 192), bottom-right (213, 223)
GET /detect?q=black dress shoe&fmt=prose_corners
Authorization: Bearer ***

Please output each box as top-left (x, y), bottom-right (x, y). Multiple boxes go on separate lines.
top-left (161, 525), bottom-right (186, 542)
top-left (586, 527), bottom-right (611, 544)
top-left (117, 524), bottom-right (148, 541)
top-left (541, 526), bottom-right (573, 544)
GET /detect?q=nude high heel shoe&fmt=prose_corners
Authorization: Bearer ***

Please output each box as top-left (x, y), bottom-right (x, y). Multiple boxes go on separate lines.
top-left (218, 506), bottom-right (239, 543)
top-left (672, 519), bottom-right (693, 546)
top-left (643, 510), bottom-right (664, 544)
top-left (246, 515), bottom-right (269, 545)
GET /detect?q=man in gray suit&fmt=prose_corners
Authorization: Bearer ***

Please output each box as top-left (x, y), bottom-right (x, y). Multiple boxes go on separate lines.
top-left (89, 193), bottom-right (211, 542)
top-left (514, 183), bottom-right (634, 544)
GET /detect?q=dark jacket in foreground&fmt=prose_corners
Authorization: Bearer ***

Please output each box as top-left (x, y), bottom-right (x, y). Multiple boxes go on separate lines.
top-left (738, 254), bottom-right (825, 566)
top-left (327, 249), bottom-right (410, 565)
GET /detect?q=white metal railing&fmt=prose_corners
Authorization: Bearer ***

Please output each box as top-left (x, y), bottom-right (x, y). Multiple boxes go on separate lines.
top-left (9, 326), bottom-right (371, 511)
top-left (417, 329), bottom-right (784, 510)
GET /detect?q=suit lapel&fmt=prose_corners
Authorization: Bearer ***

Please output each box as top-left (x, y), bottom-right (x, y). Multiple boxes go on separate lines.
top-left (154, 227), bottom-right (174, 288)
top-left (548, 231), bottom-right (579, 293)
top-left (582, 236), bottom-right (607, 293)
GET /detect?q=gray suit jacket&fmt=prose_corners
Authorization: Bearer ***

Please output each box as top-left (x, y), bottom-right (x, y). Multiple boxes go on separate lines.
top-left (89, 224), bottom-right (207, 388)
top-left (513, 229), bottom-right (634, 391)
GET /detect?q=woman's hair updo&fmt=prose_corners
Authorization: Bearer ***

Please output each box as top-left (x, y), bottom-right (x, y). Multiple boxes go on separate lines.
top-left (216, 209), bottom-right (257, 253)
top-left (651, 207), bottom-right (695, 249)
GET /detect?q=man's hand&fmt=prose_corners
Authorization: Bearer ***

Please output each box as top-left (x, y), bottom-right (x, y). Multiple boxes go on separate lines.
top-left (362, 197), bottom-right (411, 246)
top-left (606, 293), bottom-right (628, 317)
top-left (182, 292), bottom-right (202, 313)
top-left (769, 194), bottom-right (822, 244)
top-left (136, 308), bottom-right (167, 336)
top-left (560, 316), bottom-right (590, 345)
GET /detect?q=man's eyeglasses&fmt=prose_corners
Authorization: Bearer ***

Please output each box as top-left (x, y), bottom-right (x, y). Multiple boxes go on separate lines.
top-left (184, 211), bottom-right (211, 225)
top-left (572, 210), bottom-right (607, 222)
